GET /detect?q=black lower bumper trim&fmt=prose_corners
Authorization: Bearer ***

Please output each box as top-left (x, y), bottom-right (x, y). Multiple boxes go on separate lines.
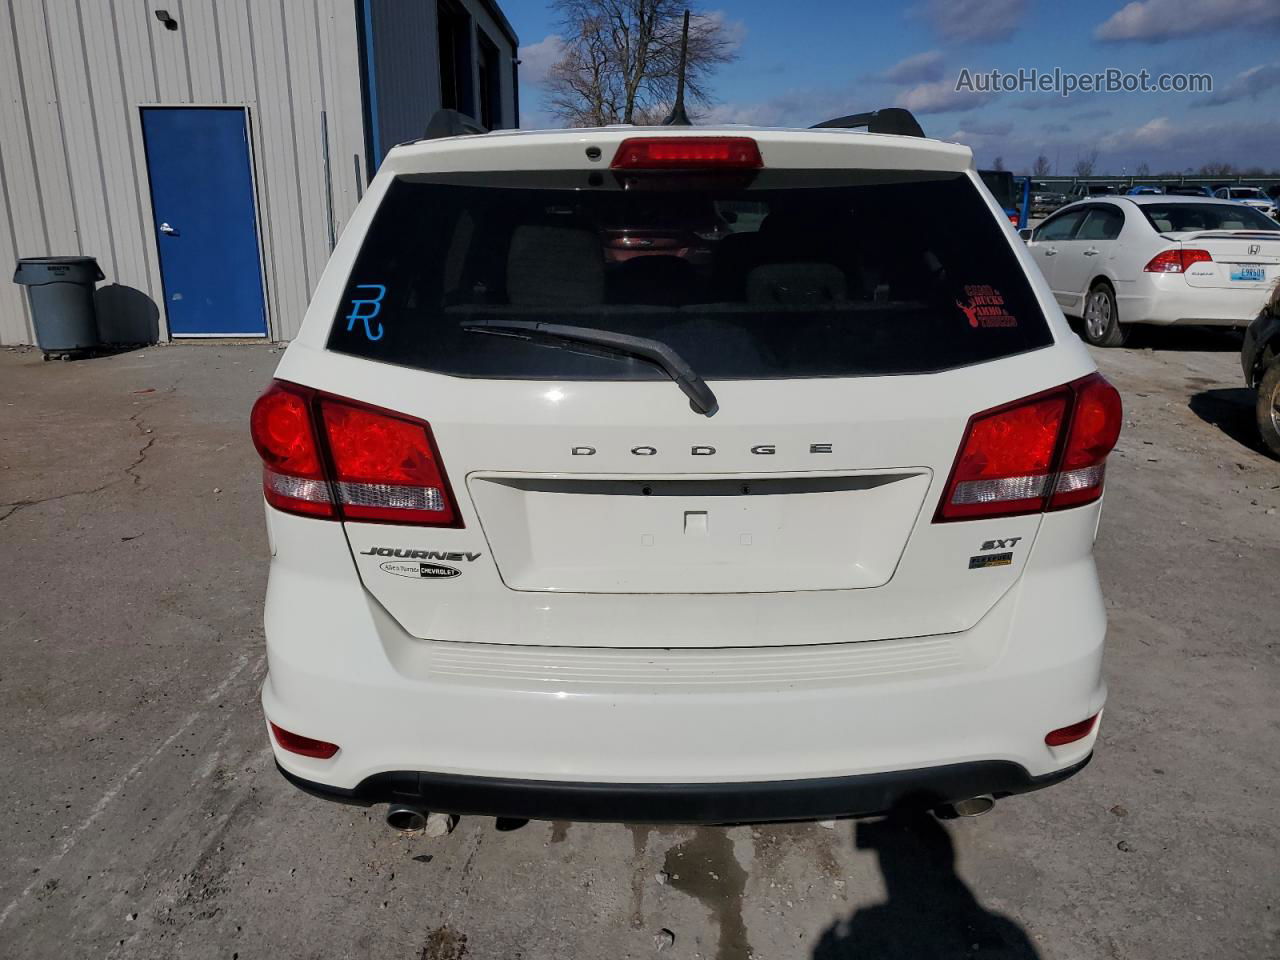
top-left (276, 754), bottom-right (1091, 824)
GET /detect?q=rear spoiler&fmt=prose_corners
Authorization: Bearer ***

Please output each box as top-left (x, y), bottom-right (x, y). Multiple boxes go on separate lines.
top-left (424, 109), bottom-right (487, 140)
top-left (811, 108), bottom-right (925, 138)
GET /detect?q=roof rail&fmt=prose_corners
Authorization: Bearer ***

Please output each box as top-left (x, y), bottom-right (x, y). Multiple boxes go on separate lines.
top-left (810, 108), bottom-right (924, 138)
top-left (424, 109), bottom-right (487, 140)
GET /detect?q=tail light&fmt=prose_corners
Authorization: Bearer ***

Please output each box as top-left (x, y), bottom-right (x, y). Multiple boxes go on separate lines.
top-left (250, 380), bottom-right (461, 526)
top-left (270, 722), bottom-right (339, 759)
top-left (935, 373), bottom-right (1121, 521)
top-left (1007, 212), bottom-right (1020, 226)
top-left (611, 137), bottom-right (763, 170)
top-left (1143, 249), bottom-right (1212, 273)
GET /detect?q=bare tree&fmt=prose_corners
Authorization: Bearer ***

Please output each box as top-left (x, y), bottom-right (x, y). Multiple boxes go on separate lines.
top-left (1073, 149), bottom-right (1099, 178)
top-left (545, 0), bottom-right (737, 126)
top-left (1198, 161), bottom-right (1235, 177)
top-left (992, 156), bottom-right (1005, 171)
top-left (1032, 154), bottom-right (1052, 177)
top-left (1135, 162), bottom-right (1150, 178)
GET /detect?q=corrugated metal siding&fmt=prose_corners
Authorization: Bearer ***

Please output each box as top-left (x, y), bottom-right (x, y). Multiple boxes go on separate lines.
top-left (0, 0), bottom-right (367, 344)
top-left (367, 0), bottom-right (440, 152)
top-left (367, 0), bottom-right (519, 154)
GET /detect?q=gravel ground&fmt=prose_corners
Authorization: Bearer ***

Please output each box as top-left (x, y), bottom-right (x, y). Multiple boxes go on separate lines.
top-left (0, 332), bottom-right (1276, 960)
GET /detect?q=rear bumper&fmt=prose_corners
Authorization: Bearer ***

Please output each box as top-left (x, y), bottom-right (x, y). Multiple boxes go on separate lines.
top-left (276, 754), bottom-right (1092, 823)
top-left (1119, 275), bottom-right (1272, 327)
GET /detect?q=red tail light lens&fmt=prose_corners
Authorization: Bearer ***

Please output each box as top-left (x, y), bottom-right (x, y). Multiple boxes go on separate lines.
top-left (249, 381), bottom-right (334, 518)
top-left (935, 373), bottom-right (1122, 521)
top-left (270, 722), bottom-right (339, 759)
top-left (1049, 374), bottom-right (1123, 510)
top-left (249, 381), bottom-right (460, 526)
top-left (611, 137), bottom-right (763, 170)
top-left (1143, 248), bottom-right (1212, 273)
top-left (1045, 714), bottom-right (1098, 747)
top-left (319, 397), bottom-right (459, 526)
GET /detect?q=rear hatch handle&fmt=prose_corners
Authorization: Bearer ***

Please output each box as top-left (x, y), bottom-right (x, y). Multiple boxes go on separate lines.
top-left (461, 319), bottom-right (719, 416)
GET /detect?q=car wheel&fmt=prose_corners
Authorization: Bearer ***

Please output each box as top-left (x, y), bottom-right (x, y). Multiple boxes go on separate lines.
top-left (1256, 360), bottom-right (1280, 459)
top-left (1082, 282), bottom-right (1127, 347)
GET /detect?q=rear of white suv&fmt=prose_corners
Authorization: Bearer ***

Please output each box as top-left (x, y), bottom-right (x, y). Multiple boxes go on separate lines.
top-left (253, 127), bottom-right (1120, 823)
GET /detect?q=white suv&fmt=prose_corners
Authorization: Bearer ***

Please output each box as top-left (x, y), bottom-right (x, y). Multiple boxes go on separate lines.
top-left (251, 121), bottom-right (1121, 824)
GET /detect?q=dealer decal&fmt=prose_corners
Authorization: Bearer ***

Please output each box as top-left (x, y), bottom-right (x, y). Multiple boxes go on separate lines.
top-left (968, 552), bottom-right (1013, 569)
top-left (380, 560), bottom-right (461, 580)
top-left (956, 285), bottom-right (1017, 328)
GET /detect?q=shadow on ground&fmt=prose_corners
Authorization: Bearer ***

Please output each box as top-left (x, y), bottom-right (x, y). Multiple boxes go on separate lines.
top-left (812, 811), bottom-right (1039, 959)
top-left (1188, 388), bottom-right (1266, 455)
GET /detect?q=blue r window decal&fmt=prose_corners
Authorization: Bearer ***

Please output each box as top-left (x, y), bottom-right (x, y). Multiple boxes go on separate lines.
top-left (347, 284), bottom-right (387, 341)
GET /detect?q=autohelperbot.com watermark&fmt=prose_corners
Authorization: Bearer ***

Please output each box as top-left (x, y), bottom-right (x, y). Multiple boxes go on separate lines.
top-left (956, 67), bottom-right (1212, 99)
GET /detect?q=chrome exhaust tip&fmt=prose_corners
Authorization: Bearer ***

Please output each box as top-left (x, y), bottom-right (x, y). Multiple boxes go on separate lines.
top-left (948, 795), bottom-right (996, 818)
top-left (386, 804), bottom-right (429, 831)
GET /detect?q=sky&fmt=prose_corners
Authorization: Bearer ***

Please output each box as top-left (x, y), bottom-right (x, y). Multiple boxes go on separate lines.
top-left (508, 0), bottom-right (1280, 175)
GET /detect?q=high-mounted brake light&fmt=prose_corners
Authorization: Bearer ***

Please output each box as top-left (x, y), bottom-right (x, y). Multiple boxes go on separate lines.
top-left (610, 137), bottom-right (763, 170)
top-left (249, 381), bottom-right (461, 526)
top-left (1143, 248), bottom-right (1212, 273)
top-left (935, 373), bottom-right (1122, 522)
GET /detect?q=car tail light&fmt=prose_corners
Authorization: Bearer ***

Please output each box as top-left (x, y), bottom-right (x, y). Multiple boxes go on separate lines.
top-left (1049, 374), bottom-right (1123, 510)
top-left (249, 380), bottom-right (461, 526)
top-left (1143, 248), bottom-right (1212, 273)
top-left (1007, 212), bottom-right (1020, 226)
top-left (1045, 714), bottom-right (1098, 747)
top-left (935, 373), bottom-right (1122, 521)
top-left (249, 381), bottom-right (334, 518)
top-left (270, 722), bottom-right (339, 759)
top-left (611, 137), bottom-right (763, 170)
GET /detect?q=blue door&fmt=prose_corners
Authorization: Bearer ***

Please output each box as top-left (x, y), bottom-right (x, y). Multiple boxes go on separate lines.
top-left (141, 108), bottom-right (267, 336)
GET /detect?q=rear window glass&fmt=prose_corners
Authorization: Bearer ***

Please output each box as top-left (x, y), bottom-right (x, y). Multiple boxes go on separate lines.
top-left (327, 169), bottom-right (1053, 380)
top-left (1140, 203), bottom-right (1280, 233)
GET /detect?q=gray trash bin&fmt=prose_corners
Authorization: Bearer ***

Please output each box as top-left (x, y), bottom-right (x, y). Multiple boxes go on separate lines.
top-left (13, 256), bottom-right (105, 355)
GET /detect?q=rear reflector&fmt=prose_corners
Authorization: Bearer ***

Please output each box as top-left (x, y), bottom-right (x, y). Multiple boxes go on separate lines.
top-left (935, 373), bottom-right (1122, 521)
top-left (249, 381), bottom-right (461, 526)
top-left (1143, 248), bottom-right (1212, 273)
top-left (611, 137), bottom-right (763, 170)
top-left (1045, 714), bottom-right (1099, 747)
top-left (270, 722), bottom-right (339, 759)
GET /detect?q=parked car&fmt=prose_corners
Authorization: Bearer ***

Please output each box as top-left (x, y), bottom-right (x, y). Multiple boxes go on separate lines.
top-left (1165, 185), bottom-right (1215, 198)
top-left (1126, 185), bottom-right (1163, 195)
top-left (1213, 185), bottom-right (1278, 219)
top-left (1023, 195), bottom-right (1280, 346)
top-left (979, 169), bottom-right (1030, 228)
top-left (1030, 181), bottom-right (1068, 216)
top-left (251, 117), bottom-right (1119, 826)
top-left (1242, 288), bottom-right (1280, 458)
top-left (1068, 183), bottom-right (1119, 201)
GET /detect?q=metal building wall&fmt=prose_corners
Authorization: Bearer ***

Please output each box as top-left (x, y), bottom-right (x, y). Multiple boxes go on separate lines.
top-left (0, 0), bottom-right (368, 345)
top-left (365, 0), bottom-right (518, 157)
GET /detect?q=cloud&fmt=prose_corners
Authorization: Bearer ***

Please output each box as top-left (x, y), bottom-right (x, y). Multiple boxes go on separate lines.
top-left (1095, 0), bottom-right (1280, 42)
top-left (898, 80), bottom-right (995, 114)
top-left (697, 10), bottom-right (748, 52)
top-left (1194, 61), bottom-right (1280, 106)
top-left (1012, 92), bottom-right (1101, 111)
top-left (517, 34), bottom-right (564, 87)
top-left (912, 0), bottom-right (1029, 43)
top-left (1100, 116), bottom-right (1178, 150)
top-left (701, 88), bottom-right (852, 127)
top-left (881, 51), bottom-right (945, 84)
top-left (952, 118), bottom-right (1013, 137)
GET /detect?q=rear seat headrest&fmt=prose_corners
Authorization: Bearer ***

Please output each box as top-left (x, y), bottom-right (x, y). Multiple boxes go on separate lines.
top-left (507, 224), bottom-right (604, 306)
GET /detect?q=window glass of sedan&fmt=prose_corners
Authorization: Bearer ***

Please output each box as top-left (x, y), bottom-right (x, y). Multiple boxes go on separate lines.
top-left (1076, 206), bottom-right (1124, 241)
top-left (1034, 209), bottom-right (1086, 242)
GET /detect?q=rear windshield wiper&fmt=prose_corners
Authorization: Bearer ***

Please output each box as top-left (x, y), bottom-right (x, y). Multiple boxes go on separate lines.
top-left (461, 319), bottom-right (719, 416)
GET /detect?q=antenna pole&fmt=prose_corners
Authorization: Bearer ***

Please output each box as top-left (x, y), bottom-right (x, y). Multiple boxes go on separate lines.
top-left (662, 10), bottom-right (691, 126)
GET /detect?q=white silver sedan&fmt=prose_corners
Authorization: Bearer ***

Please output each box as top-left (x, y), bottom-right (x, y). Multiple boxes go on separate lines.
top-left (1023, 195), bottom-right (1280, 346)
